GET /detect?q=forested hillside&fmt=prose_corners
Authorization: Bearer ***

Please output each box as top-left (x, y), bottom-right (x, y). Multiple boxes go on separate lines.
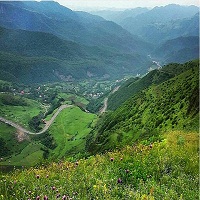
top-left (87, 60), bottom-right (199, 153)
top-left (0, 26), bottom-right (150, 83)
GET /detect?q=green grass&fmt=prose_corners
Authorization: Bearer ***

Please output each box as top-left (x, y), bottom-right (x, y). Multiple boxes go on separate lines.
top-left (87, 62), bottom-right (199, 153)
top-left (0, 94), bottom-right (44, 130)
top-left (0, 143), bottom-right (44, 166)
top-left (48, 106), bottom-right (97, 159)
top-left (0, 122), bottom-right (30, 159)
top-left (107, 60), bottom-right (199, 111)
top-left (58, 93), bottom-right (89, 105)
top-left (0, 102), bottom-right (96, 166)
top-left (0, 131), bottom-right (198, 199)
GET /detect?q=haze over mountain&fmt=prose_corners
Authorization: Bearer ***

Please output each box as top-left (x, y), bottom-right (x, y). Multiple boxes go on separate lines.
top-left (0, 1), bottom-right (151, 54)
top-left (0, 26), bottom-right (150, 83)
top-left (91, 4), bottom-right (199, 64)
top-left (0, 1), bottom-right (199, 83)
top-left (0, 1), bottom-right (158, 83)
top-left (92, 4), bottom-right (199, 43)
top-left (152, 36), bottom-right (199, 63)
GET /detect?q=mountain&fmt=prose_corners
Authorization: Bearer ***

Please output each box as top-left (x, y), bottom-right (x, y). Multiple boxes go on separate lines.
top-left (87, 60), bottom-right (199, 153)
top-left (91, 7), bottom-right (149, 24)
top-left (0, 1), bottom-right (151, 55)
top-left (152, 36), bottom-right (199, 64)
top-left (0, 26), bottom-right (150, 84)
top-left (107, 56), bottom-right (199, 111)
top-left (115, 5), bottom-right (199, 44)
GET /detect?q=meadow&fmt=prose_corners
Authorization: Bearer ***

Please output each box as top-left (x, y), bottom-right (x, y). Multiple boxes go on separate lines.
top-left (0, 94), bottom-right (44, 130)
top-left (0, 131), bottom-right (198, 199)
top-left (48, 106), bottom-right (97, 160)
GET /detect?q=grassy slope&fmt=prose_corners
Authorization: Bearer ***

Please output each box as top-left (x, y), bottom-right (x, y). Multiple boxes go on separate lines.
top-left (107, 60), bottom-right (198, 111)
top-left (0, 143), bottom-right (44, 166)
top-left (87, 61), bottom-right (199, 153)
top-left (48, 107), bottom-right (97, 159)
top-left (0, 106), bottom-right (97, 166)
top-left (0, 131), bottom-right (198, 199)
top-left (0, 123), bottom-right (29, 157)
top-left (0, 93), bottom-right (44, 129)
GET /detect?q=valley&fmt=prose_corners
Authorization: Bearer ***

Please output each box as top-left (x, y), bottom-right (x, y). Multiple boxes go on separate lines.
top-left (0, 1), bottom-right (199, 199)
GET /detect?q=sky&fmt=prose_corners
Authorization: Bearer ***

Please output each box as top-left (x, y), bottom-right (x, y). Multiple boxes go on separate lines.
top-left (2, 0), bottom-right (199, 10)
top-left (54, 0), bottom-right (199, 10)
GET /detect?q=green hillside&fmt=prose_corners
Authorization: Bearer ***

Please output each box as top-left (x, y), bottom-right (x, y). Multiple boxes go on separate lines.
top-left (87, 60), bottom-right (199, 153)
top-left (107, 60), bottom-right (198, 110)
top-left (153, 36), bottom-right (199, 63)
top-left (0, 26), bottom-right (150, 83)
top-left (48, 106), bottom-right (97, 160)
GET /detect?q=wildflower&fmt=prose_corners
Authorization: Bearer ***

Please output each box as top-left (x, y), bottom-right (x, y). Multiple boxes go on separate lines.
top-left (46, 175), bottom-right (49, 178)
top-left (120, 157), bottom-right (123, 161)
top-left (56, 193), bottom-right (61, 198)
top-left (75, 161), bottom-right (79, 166)
top-left (52, 186), bottom-right (56, 190)
top-left (44, 195), bottom-right (48, 200)
top-left (29, 191), bottom-right (32, 195)
top-left (62, 195), bottom-right (66, 200)
top-left (36, 175), bottom-right (40, 179)
top-left (125, 169), bottom-right (130, 173)
top-left (110, 157), bottom-right (114, 162)
top-left (117, 178), bottom-right (122, 184)
top-left (36, 196), bottom-right (40, 200)
top-left (150, 144), bottom-right (153, 149)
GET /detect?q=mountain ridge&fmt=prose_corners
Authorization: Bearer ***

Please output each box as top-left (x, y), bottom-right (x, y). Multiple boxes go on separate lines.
top-left (0, 26), bottom-right (151, 83)
top-left (87, 60), bottom-right (199, 153)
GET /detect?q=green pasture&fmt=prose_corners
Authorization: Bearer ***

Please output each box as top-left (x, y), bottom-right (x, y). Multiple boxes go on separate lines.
top-left (49, 106), bottom-right (97, 159)
top-left (0, 95), bottom-right (44, 130)
top-left (0, 122), bottom-right (30, 160)
top-left (0, 143), bottom-right (44, 166)
top-left (58, 92), bottom-right (89, 105)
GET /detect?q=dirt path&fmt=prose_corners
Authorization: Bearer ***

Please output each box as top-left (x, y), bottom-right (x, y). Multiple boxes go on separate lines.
top-left (0, 105), bottom-right (72, 135)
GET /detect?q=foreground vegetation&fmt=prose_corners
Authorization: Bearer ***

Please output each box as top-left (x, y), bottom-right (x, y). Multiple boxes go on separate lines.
top-left (0, 131), bottom-right (198, 199)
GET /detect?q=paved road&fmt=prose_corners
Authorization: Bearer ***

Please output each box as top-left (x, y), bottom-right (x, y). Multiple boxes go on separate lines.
top-left (100, 97), bottom-right (108, 114)
top-left (99, 86), bottom-right (120, 114)
top-left (0, 105), bottom-right (72, 135)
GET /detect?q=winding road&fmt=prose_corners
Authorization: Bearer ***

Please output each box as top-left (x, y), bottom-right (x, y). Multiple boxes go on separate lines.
top-left (100, 98), bottom-right (108, 114)
top-left (100, 86), bottom-right (120, 114)
top-left (0, 105), bottom-right (72, 135)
